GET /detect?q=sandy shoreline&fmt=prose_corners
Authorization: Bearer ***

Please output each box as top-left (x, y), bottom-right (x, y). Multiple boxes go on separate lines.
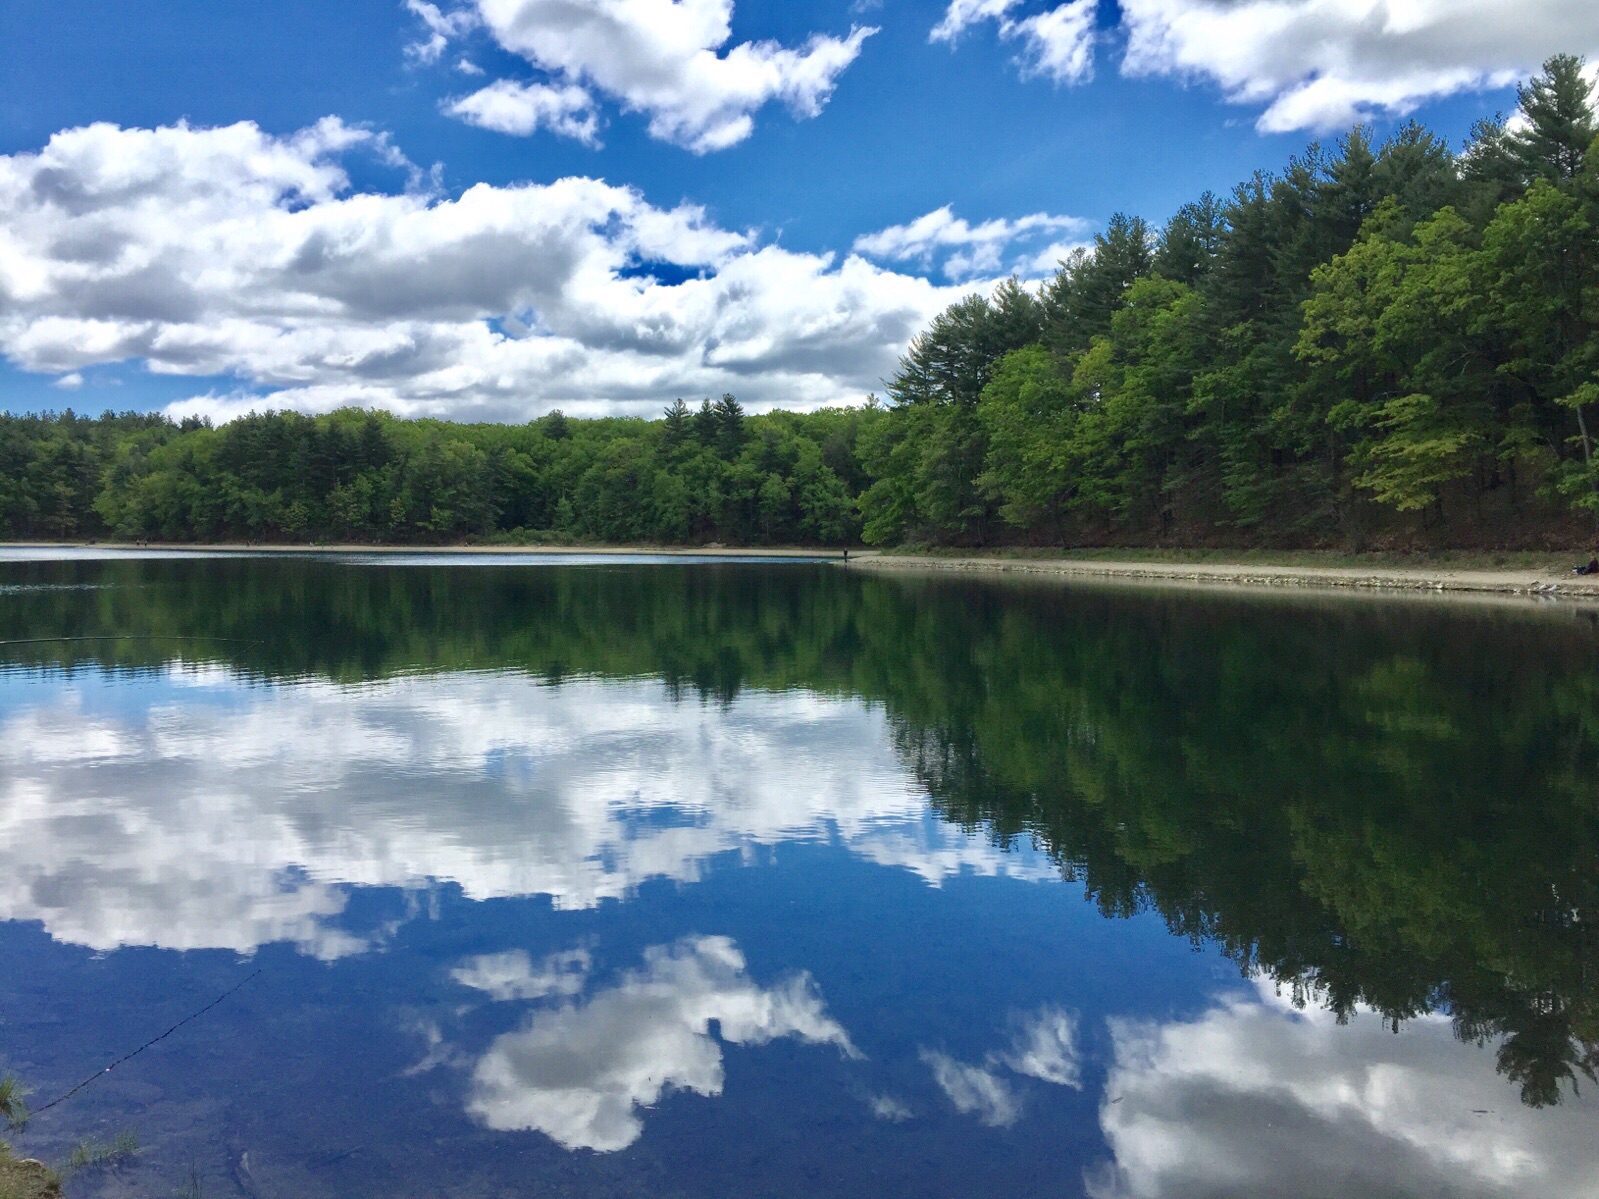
top-left (8, 542), bottom-right (1599, 601)
top-left (846, 551), bottom-right (1599, 601)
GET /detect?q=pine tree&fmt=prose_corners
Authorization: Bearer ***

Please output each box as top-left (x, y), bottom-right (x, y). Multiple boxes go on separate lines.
top-left (1321, 127), bottom-right (1381, 248)
top-left (662, 399), bottom-right (690, 450)
top-left (540, 410), bottom-right (570, 441)
top-left (1462, 115), bottom-right (1525, 214)
top-left (1510, 54), bottom-right (1598, 186)
top-left (712, 394), bottom-right (746, 458)
top-left (1048, 214), bottom-right (1154, 354)
top-left (1373, 122), bottom-right (1462, 230)
top-left (693, 398), bottom-right (718, 446)
top-left (890, 285), bottom-right (1043, 409)
top-left (1154, 192), bottom-right (1224, 286)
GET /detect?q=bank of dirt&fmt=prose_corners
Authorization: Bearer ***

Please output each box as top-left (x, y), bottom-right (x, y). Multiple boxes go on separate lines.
top-left (13, 541), bottom-right (1599, 600)
top-left (846, 551), bottom-right (1599, 601)
top-left (0, 1144), bottom-right (61, 1199)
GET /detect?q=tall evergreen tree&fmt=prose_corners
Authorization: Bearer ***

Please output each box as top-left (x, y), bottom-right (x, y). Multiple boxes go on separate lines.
top-left (662, 399), bottom-right (690, 450)
top-left (1462, 114), bottom-right (1526, 214)
top-left (1154, 192), bottom-right (1225, 286)
top-left (890, 281), bottom-right (1044, 409)
top-left (712, 394), bottom-right (746, 459)
top-left (1373, 122), bottom-right (1463, 230)
top-left (1046, 214), bottom-right (1154, 354)
top-left (693, 398), bottom-right (718, 446)
top-left (1510, 54), bottom-right (1598, 186)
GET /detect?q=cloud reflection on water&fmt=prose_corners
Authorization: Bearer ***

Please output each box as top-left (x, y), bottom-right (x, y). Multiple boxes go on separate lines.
top-left (0, 667), bottom-right (1055, 957)
top-left (920, 1050), bottom-right (1024, 1127)
top-left (1089, 982), bottom-right (1599, 1199)
top-left (465, 936), bottom-right (857, 1152)
top-left (919, 1004), bottom-right (1084, 1128)
top-left (451, 947), bottom-right (593, 1002)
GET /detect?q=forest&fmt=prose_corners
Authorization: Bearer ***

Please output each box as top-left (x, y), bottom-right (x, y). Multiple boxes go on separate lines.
top-left (1, 56), bottom-right (1596, 550)
top-left (0, 400), bottom-right (874, 548)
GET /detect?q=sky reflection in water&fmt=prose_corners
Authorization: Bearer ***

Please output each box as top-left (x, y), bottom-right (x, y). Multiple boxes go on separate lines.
top-left (0, 556), bottom-right (1594, 1198)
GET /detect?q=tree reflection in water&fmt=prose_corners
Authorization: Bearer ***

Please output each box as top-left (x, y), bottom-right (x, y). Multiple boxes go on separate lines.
top-left (2, 554), bottom-right (1594, 1109)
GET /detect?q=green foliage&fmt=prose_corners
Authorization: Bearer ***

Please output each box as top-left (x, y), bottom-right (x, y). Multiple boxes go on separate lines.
top-left (0, 1076), bottom-right (29, 1133)
top-left (1153, 192), bottom-right (1224, 286)
top-left (1351, 393), bottom-right (1487, 510)
top-left (57, 1131), bottom-right (137, 1180)
top-left (1045, 212), bottom-right (1154, 355)
top-left (1508, 53), bottom-right (1598, 185)
top-left (862, 54), bottom-right (1599, 548)
top-left (0, 401), bottom-right (874, 548)
top-left (4, 58), bottom-right (1596, 552)
top-left (977, 345), bottom-right (1085, 535)
top-left (661, 398), bottom-right (690, 451)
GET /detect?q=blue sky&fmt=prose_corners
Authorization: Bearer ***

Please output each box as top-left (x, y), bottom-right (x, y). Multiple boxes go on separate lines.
top-left (1, 0), bottom-right (1595, 422)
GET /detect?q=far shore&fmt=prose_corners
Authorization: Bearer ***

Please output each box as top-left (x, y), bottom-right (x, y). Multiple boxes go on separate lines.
top-left (0, 541), bottom-right (836, 559)
top-left (9, 541), bottom-right (1599, 602)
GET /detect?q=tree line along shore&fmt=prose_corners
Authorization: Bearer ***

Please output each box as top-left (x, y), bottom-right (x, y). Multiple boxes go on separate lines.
top-left (3, 57), bottom-right (1597, 552)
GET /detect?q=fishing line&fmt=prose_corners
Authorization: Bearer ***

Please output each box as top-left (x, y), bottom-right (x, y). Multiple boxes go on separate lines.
top-left (26, 970), bottom-right (263, 1122)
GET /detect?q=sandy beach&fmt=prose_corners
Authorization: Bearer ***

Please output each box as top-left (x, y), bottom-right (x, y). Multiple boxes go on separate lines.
top-left (843, 550), bottom-right (1599, 601)
top-left (10, 542), bottom-right (1599, 601)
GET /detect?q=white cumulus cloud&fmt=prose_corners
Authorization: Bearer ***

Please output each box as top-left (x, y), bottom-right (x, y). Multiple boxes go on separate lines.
top-left (467, 936), bottom-right (858, 1150)
top-left (405, 0), bottom-right (482, 64)
top-left (426, 0), bottom-right (876, 152)
top-left (854, 205), bottom-right (1090, 281)
top-left (444, 78), bottom-right (600, 141)
top-left (932, 0), bottom-right (1100, 85)
top-left (0, 118), bottom-right (971, 423)
top-left (1118, 0), bottom-right (1599, 133)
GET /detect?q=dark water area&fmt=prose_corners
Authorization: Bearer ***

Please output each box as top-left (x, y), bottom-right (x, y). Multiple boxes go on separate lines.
top-left (0, 552), bottom-right (1595, 1198)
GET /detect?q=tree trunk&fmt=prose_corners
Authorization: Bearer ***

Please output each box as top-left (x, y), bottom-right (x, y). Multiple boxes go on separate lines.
top-left (1575, 403), bottom-right (1599, 530)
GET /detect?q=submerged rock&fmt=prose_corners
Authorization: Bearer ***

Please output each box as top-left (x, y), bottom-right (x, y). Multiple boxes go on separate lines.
top-left (0, 1143), bottom-right (62, 1199)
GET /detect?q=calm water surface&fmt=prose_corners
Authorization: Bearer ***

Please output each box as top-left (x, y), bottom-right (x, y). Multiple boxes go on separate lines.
top-left (0, 553), bottom-right (1595, 1198)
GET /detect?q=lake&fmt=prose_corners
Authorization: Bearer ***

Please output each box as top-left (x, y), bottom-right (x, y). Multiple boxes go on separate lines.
top-left (0, 551), bottom-right (1595, 1199)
